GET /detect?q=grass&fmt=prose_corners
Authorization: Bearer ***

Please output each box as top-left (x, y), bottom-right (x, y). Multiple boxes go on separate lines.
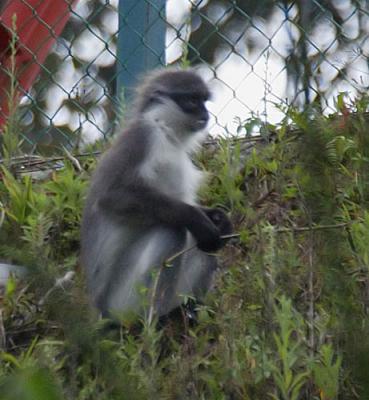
top-left (1, 95), bottom-right (369, 399)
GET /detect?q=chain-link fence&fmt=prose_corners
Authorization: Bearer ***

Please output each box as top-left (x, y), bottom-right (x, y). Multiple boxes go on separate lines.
top-left (1, 0), bottom-right (369, 154)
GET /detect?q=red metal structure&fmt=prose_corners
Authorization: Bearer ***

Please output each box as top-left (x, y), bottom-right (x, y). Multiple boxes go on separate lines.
top-left (0, 0), bottom-right (79, 129)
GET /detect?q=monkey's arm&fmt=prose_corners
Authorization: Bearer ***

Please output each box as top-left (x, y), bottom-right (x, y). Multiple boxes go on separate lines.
top-left (98, 182), bottom-right (224, 252)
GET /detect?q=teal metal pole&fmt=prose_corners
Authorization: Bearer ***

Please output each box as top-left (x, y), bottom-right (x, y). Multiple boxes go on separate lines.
top-left (116, 0), bottom-right (166, 99)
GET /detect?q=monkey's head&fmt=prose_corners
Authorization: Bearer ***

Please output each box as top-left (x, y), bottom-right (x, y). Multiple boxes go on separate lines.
top-left (134, 69), bottom-right (211, 137)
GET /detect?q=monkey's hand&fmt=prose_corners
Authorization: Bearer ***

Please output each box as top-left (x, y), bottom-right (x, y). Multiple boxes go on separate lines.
top-left (202, 208), bottom-right (233, 245)
top-left (202, 208), bottom-right (232, 235)
top-left (186, 207), bottom-right (231, 253)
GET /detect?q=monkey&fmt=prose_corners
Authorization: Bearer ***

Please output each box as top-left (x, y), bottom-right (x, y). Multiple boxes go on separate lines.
top-left (80, 68), bottom-right (232, 319)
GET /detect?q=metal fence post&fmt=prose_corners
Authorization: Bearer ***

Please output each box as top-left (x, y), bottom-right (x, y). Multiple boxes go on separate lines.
top-left (116, 0), bottom-right (166, 101)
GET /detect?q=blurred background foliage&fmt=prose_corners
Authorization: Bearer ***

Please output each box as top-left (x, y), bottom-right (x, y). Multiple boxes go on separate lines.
top-left (1, 0), bottom-right (368, 153)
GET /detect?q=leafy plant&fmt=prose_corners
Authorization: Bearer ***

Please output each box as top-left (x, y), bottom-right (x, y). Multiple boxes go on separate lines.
top-left (269, 296), bottom-right (309, 400)
top-left (2, 96), bottom-right (369, 398)
top-left (312, 344), bottom-right (341, 400)
top-left (1, 166), bottom-right (35, 225)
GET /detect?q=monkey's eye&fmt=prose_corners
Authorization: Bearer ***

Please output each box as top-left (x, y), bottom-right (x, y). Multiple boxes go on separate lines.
top-left (186, 96), bottom-right (201, 108)
top-left (168, 92), bottom-right (207, 114)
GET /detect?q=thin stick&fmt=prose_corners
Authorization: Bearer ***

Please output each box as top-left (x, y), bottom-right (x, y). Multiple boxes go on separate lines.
top-left (38, 271), bottom-right (75, 306)
top-left (62, 146), bottom-right (82, 172)
top-left (0, 151), bottom-right (101, 173)
top-left (0, 310), bottom-right (5, 350)
top-left (0, 202), bottom-right (5, 231)
top-left (147, 262), bottom-right (166, 326)
top-left (275, 222), bottom-right (349, 234)
top-left (307, 232), bottom-right (315, 354)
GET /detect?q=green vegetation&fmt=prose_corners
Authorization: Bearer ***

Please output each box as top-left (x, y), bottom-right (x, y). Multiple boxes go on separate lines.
top-left (1, 96), bottom-right (369, 399)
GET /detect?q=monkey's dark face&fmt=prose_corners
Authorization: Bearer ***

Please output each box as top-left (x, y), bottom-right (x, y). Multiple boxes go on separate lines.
top-left (163, 90), bottom-right (210, 132)
top-left (138, 70), bottom-right (211, 136)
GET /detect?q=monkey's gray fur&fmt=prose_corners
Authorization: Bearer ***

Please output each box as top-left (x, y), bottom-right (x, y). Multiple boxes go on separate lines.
top-left (81, 69), bottom-right (232, 318)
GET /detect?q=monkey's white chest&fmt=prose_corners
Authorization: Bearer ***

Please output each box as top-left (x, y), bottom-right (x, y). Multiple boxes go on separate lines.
top-left (139, 129), bottom-right (204, 204)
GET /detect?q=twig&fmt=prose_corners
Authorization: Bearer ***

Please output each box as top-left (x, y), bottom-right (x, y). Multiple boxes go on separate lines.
top-left (62, 146), bottom-right (82, 172)
top-left (204, 134), bottom-right (266, 147)
top-left (307, 232), bottom-right (315, 354)
top-left (0, 202), bottom-right (5, 231)
top-left (275, 222), bottom-right (349, 233)
top-left (38, 271), bottom-right (75, 306)
top-left (0, 151), bottom-right (101, 174)
top-left (252, 189), bottom-right (275, 208)
top-left (221, 233), bottom-right (240, 240)
top-left (147, 262), bottom-right (167, 326)
top-left (0, 309), bottom-right (5, 350)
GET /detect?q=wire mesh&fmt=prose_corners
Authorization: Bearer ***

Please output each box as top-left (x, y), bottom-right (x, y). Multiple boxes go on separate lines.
top-left (0, 0), bottom-right (368, 154)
